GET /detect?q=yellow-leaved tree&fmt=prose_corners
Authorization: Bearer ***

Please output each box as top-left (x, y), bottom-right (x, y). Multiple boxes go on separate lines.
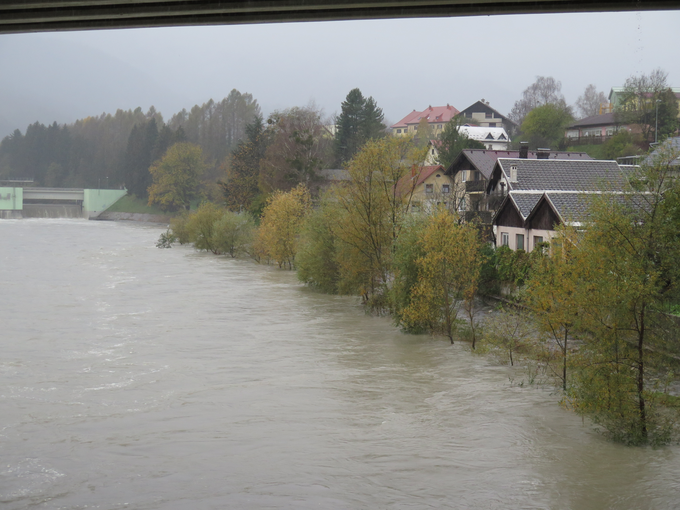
top-left (148, 142), bottom-right (205, 211)
top-left (331, 136), bottom-right (427, 307)
top-left (257, 184), bottom-right (311, 269)
top-left (402, 210), bottom-right (483, 344)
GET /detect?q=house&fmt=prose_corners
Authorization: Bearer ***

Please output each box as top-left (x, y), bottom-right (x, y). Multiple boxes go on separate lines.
top-left (488, 158), bottom-right (629, 251)
top-left (458, 100), bottom-right (518, 135)
top-left (396, 165), bottom-right (455, 212)
top-left (458, 125), bottom-right (510, 150)
top-left (645, 136), bottom-right (680, 167)
top-left (391, 105), bottom-right (459, 136)
top-left (445, 146), bottom-right (593, 219)
top-left (609, 86), bottom-right (680, 112)
top-left (564, 112), bottom-right (637, 144)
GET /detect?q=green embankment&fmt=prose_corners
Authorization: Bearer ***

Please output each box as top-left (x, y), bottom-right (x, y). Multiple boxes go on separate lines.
top-left (104, 195), bottom-right (169, 215)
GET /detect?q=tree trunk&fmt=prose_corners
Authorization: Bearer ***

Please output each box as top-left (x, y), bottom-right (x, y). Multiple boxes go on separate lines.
top-left (637, 308), bottom-right (647, 440)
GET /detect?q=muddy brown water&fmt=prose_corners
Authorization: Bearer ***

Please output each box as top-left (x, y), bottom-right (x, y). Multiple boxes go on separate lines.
top-left (1, 219), bottom-right (678, 509)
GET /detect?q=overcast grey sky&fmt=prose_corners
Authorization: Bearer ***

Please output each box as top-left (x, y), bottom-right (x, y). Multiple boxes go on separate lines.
top-left (1, 9), bottom-right (679, 137)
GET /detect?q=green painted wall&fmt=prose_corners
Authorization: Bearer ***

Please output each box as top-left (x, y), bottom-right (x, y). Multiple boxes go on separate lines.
top-left (83, 189), bottom-right (127, 218)
top-left (0, 187), bottom-right (23, 210)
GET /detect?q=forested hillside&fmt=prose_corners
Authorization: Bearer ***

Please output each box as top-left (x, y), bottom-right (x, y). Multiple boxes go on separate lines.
top-left (0, 89), bottom-right (260, 192)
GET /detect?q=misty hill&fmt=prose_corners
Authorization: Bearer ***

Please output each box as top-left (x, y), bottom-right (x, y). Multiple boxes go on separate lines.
top-left (0, 35), bottom-right (189, 138)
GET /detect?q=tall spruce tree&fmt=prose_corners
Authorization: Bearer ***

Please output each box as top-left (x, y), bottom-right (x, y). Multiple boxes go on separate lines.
top-left (334, 88), bottom-right (386, 166)
top-left (221, 116), bottom-right (267, 212)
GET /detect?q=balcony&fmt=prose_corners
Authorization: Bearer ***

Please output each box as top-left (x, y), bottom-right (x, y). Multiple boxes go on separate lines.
top-left (465, 180), bottom-right (486, 193)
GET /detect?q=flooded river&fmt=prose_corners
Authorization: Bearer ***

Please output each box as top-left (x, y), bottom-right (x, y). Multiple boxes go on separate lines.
top-left (1, 219), bottom-right (678, 509)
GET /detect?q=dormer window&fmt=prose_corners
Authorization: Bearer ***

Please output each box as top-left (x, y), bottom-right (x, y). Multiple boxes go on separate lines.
top-left (499, 134), bottom-right (507, 140)
top-left (485, 133), bottom-right (494, 140)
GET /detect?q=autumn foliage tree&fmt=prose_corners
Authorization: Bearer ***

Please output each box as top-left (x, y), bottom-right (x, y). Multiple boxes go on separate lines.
top-left (542, 146), bottom-right (680, 444)
top-left (148, 142), bottom-right (205, 211)
top-left (330, 136), bottom-right (427, 305)
top-left (401, 210), bottom-right (483, 344)
top-left (258, 107), bottom-right (332, 193)
top-left (257, 184), bottom-right (312, 269)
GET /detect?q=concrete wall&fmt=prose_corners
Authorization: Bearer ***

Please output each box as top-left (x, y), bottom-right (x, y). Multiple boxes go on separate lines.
top-left (83, 189), bottom-right (127, 219)
top-left (0, 187), bottom-right (23, 211)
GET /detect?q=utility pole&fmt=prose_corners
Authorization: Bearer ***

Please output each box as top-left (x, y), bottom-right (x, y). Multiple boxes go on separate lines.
top-left (655, 99), bottom-right (662, 144)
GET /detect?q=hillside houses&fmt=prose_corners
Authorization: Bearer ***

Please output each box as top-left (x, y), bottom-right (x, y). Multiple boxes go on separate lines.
top-left (444, 146), bottom-right (593, 219)
top-left (391, 105), bottom-right (459, 136)
top-left (487, 158), bottom-right (630, 251)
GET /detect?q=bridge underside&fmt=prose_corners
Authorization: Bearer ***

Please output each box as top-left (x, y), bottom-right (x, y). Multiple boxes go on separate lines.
top-left (1, 0), bottom-right (678, 34)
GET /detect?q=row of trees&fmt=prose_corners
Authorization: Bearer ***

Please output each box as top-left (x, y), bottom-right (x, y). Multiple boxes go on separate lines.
top-left (0, 89), bottom-right (260, 193)
top-left (163, 131), bottom-right (680, 445)
top-left (509, 69), bottom-right (679, 152)
top-left (170, 136), bottom-right (488, 343)
top-left (479, 146), bottom-right (680, 445)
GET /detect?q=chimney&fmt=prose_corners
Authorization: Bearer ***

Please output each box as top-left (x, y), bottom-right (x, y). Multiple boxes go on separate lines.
top-left (519, 142), bottom-right (528, 159)
top-left (537, 148), bottom-right (551, 160)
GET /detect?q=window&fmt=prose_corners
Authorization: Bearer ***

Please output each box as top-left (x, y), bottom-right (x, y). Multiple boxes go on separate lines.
top-left (442, 184), bottom-right (450, 193)
top-left (516, 234), bottom-right (525, 251)
top-left (534, 236), bottom-right (544, 252)
top-left (425, 183), bottom-right (433, 193)
top-left (489, 122), bottom-right (497, 127)
top-left (485, 112), bottom-right (493, 118)
top-left (501, 232), bottom-right (509, 246)
top-left (397, 129), bottom-right (401, 133)
top-left (461, 170), bottom-right (467, 182)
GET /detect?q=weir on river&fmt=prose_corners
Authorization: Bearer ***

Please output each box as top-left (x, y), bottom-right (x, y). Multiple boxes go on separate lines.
top-left (1, 219), bottom-right (678, 509)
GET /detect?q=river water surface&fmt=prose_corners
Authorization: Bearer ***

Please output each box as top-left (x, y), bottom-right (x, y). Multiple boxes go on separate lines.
top-left (1, 219), bottom-right (679, 509)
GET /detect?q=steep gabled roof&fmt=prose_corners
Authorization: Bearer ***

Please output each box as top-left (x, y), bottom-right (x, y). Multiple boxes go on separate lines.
top-left (524, 192), bottom-right (594, 226)
top-left (494, 158), bottom-right (625, 193)
top-left (391, 105), bottom-right (459, 128)
top-left (458, 100), bottom-right (518, 126)
top-left (446, 149), bottom-right (593, 180)
top-left (458, 126), bottom-right (510, 143)
top-left (490, 191), bottom-right (542, 226)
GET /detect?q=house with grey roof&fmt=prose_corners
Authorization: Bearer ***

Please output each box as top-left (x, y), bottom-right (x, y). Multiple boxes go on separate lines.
top-left (645, 136), bottom-right (680, 167)
top-left (445, 147), bottom-right (593, 221)
top-left (489, 158), bottom-right (630, 251)
top-left (564, 112), bottom-right (637, 144)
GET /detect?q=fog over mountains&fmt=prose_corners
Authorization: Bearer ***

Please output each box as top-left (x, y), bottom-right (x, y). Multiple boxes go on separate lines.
top-left (1, 10), bottom-right (679, 139)
top-left (0, 36), bottom-right (189, 137)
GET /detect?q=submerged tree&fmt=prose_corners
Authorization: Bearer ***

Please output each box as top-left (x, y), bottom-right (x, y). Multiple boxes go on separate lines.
top-left (401, 210), bottom-right (483, 344)
top-left (257, 184), bottom-right (312, 269)
top-left (559, 146), bottom-right (680, 444)
top-left (330, 136), bottom-right (427, 306)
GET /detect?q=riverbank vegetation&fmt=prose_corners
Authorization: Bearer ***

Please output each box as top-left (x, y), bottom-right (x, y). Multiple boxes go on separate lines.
top-left (159, 140), bottom-right (680, 446)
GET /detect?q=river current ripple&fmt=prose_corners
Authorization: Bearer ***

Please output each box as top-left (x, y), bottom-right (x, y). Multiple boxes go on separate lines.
top-left (0, 219), bottom-right (678, 509)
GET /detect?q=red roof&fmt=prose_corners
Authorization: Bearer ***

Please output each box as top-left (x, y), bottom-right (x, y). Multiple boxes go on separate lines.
top-left (395, 165), bottom-right (445, 195)
top-left (391, 105), bottom-right (460, 128)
